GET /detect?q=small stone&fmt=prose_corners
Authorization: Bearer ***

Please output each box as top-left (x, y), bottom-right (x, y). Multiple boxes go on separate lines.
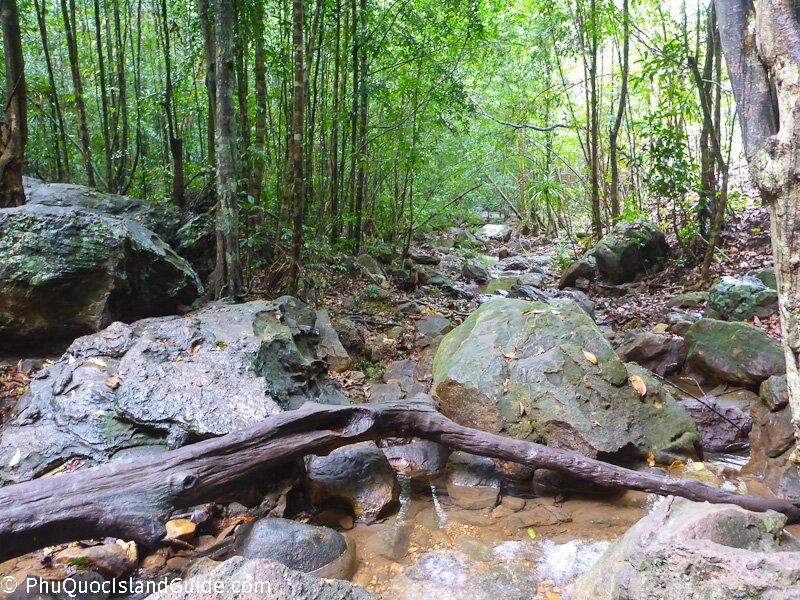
top-left (165, 519), bottom-right (197, 541)
top-left (142, 554), bottom-right (167, 572)
top-left (166, 556), bottom-right (191, 571)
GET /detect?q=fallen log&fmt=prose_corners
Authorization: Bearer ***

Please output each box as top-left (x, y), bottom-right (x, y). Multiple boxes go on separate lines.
top-left (1, 399), bottom-right (799, 562)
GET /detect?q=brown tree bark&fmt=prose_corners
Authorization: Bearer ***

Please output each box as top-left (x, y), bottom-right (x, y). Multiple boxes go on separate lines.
top-left (716, 0), bottom-right (800, 458)
top-left (0, 0), bottom-right (27, 208)
top-left (60, 0), bottom-right (96, 188)
top-left (288, 0), bottom-right (306, 294)
top-left (198, 0), bottom-right (217, 170)
top-left (210, 0), bottom-right (242, 299)
top-left (608, 0), bottom-right (629, 220)
top-left (93, 0), bottom-right (113, 191)
top-left (160, 0), bottom-right (184, 207)
top-left (0, 400), bottom-right (798, 563)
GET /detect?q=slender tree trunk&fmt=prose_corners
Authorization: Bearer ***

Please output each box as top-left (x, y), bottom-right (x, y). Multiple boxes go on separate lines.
top-left (160, 0), bottom-right (184, 206)
top-left (354, 0), bottom-right (368, 254)
top-left (235, 0), bottom-right (250, 182)
top-left (198, 0), bottom-right (216, 170)
top-left (34, 0), bottom-right (69, 182)
top-left (61, 0), bottom-right (96, 187)
top-left (248, 0), bottom-right (268, 205)
top-left (113, 0), bottom-right (129, 190)
top-left (609, 0), bottom-right (629, 220)
top-left (0, 0), bottom-right (26, 207)
top-left (210, 0), bottom-right (242, 299)
top-left (329, 0), bottom-right (342, 245)
top-left (94, 0), bottom-right (113, 191)
top-left (589, 0), bottom-right (602, 238)
top-left (288, 0), bottom-right (306, 293)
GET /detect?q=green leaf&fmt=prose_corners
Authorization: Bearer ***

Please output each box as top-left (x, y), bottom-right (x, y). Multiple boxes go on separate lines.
top-left (527, 527), bottom-right (536, 540)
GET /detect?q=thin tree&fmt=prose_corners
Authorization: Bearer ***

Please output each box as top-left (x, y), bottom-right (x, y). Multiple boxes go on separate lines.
top-left (608, 0), bottom-right (629, 220)
top-left (288, 0), bottom-right (306, 293)
top-left (0, 0), bottom-right (27, 207)
top-left (210, 0), bottom-right (242, 299)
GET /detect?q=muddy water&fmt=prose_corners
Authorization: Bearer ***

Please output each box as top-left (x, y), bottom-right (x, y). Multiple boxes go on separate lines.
top-left (340, 475), bottom-right (649, 598)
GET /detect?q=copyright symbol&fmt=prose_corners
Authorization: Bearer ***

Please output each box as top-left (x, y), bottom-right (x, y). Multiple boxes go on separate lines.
top-left (0, 576), bottom-right (16, 593)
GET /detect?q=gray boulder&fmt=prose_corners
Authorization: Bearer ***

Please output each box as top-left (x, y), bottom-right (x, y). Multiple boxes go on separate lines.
top-left (174, 213), bottom-right (215, 279)
top-left (445, 451), bottom-right (501, 510)
top-left (475, 223), bottom-right (512, 243)
top-left (752, 267), bottom-right (778, 289)
top-left (23, 177), bottom-right (182, 241)
top-left (618, 331), bottom-right (686, 376)
top-left (679, 397), bottom-right (751, 452)
top-left (233, 518), bottom-right (353, 579)
top-left (356, 254), bottom-right (387, 285)
top-left (144, 556), bottom-right (380, 600)
top-left (559, 251), bottom-right (596, 289)
top-left (462, 259), bottom-right (491, 283)
top-left (0, 299), bottom-right (346, 485)
top-left (707, 275), bottom-right (778, 321)
top-left (0, 204), bottom-right (202, 348)
top-left (432, 299), bottom-right (700, 463)
top-left (305, 442), bottom-right (400, 523)
top-left (685, 319), bottom-right (785, 386)
top-left (573, 497), bottom-right (800, 600)
top-left (594, 220), bottom-right (669, 284)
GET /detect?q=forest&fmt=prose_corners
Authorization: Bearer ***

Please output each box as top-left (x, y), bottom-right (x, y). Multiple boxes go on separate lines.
top-left (0, 0), bottom-right (800, 598)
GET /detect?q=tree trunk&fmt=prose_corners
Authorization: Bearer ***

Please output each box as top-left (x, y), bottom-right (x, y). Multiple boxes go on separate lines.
top-left (210, 0), bottom-right (242, 300)
top-left (160, 0), bottom-right (184, 207)
top-left (288, 0), bottom-right (306, 294)
top-left (248, 0), bottom-right (268, 205)
top-left (0, 399), bottom-right (798, 563)
top-left (588, 0), bottom-right (603, 239)
top-left (61, 0), bottom-right (95, 188)
top-left (608, 0), bottom-right (629, 220)
top-left (716, 0), bottom-right (800, 458)
top-left (0, 0), bottom-right (26, 208)
top-left (329, 0), bottom-right (343, 245)
top-left (94, 0), bottom-right (113, 191)
top-left (198, 0), bottom-right (217, 170)
top-left (353, 0), bottom-right (368, 254)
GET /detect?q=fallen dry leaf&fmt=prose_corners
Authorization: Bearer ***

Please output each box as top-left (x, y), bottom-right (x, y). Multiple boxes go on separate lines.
top-left (630, 374), bottom-right (647, 397)
top-left (105, 373), bottom-right (121, 389)
top-left (583, 350), bottom-right (598, 365)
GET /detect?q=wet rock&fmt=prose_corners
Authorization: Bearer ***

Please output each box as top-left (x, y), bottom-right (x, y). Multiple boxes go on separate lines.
top-left (144, 556), bottom-right (379, 600)
top-left (751, 267), bottom-right (777, 290)
top-left (518, 272), bottom-right (544, 288)
top-left (368, 382), bottom-right (404, 403)
top-left (573, 497), bottom-right (800, 600)
top-left (174, 213), bottom-right (215, 279)
top-left (54, 543), bottom-right (136, 579)
top-left (559, 251), bottom-right (596, 289)
top-left (416, 315), bottom-right (453, 341)
top-left (449, 227), bottom-right (479, 246)
top-left (306, 442), bottom-right (400, 523)
top-left (666, 291), bottom-right (709, 308)
top-left (232, 518), bottom-right (353, 579)
top-left (685, 318), bottom-right (785, 386)
top-left (445, 452), bottom-right (502, 510)
top-left (462, 259), bottom-right (491, 283)
top-left (496, 256), bottom-right (529, 271)
top-left (554, 289), bottom-right (595, 318)
top-left (383, 359), bottom-right (426, 396)
top-left (0, 204), bottom-right (202, 349)
top-left (679, 397), bottom-right (751, 452)
top-left (761, 374), bottom-right (789, 411)
top-left (356, 254), bottom-right (387, 285)
top-left (397, 301), bottom-right (422, 316)
top-left (0, 299), bottom-right (346, 485)
top-left (410, 252), bottom-right (440, 265)
top-left (23, 177), bottom-right (182, 241)
top-left (707, 275), bottom-right (778, 321)
top-left (332, 317), bottom-right (367, 361)
top-left (387, 268), bottom-right (417, 292)
top-left (432, 299), bottom-right (699, 463)
top-left (314, 310), bottom-right (352, 372)
top-left (618, 331), bottom-right (686, 376)
top-left (475, 223), bottom-right (513, 243)
top-left (508, 285), bottom-right (548, 302)
top-left (745, 392), bottom-right (800, 499)
top-left (594, 220), bottom-right (669, 284)
top-left (383, 440), bottom-right (451, 477)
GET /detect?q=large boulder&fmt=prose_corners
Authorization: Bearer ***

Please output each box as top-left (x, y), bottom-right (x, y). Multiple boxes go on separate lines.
top-left (0, 204), bottom-right (202, 348)
top-left (144, 556), bottom-right (379, 600)
top-left (461, 259), bottom-right (491, 283)
top-left (707, 275), bottom-right (778, 321)
top-left (475, 223), bottom-right (512, 243)
top-left (573, 497), bottom-right (800, 600)
top-left (0, 299), bottom-right (347, 485)
top-left (618, 331), bottom-right (686, 376)
top-left (685, 319), bottom-right (785, 386)
top-left (559, 251), bottom-right (596, 289)
top-left (432, 298), bottom-right (700, 462)
top-left (594, 220), bottom-right (669, 284)
top-left (23, 177), bottom-right (182, 241)
top-left (174, 212), bottom-right (215, 279)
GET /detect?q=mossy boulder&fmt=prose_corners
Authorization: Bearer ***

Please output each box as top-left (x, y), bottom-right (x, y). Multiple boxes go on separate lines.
top-left (0, 204), bottom-right (202, 348)
top-left (685, 318), bottom-right (785, 386)
top-left (175, 212), bottom-right (215, 279)
top-left (707, 275), bottom-right (778, 321)
top-left (0, 299), bottom-right (347, 485)
top-left (594, 220), bottom-right (669, 284)
top-left (432, 298), bottom-right (700, 462)
top-left (573, 498), bottom-right (800, 600)
top-left (24, 177), bottom-right (182, 241)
